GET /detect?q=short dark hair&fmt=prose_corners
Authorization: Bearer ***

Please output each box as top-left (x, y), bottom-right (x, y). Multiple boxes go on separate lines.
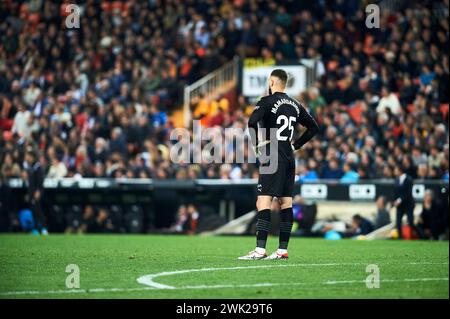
top-left (393, 163), bottom-right (404, 173)
top-left (270, 69), bottom-right (288, 86)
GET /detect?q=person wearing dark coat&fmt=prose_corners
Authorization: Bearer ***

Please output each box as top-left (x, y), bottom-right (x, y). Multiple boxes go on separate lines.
top-left (24, 150), bottom-right (47, 234)
top-left (418, 190), bottom-right (446, 240)
top-left (392, 164), bottom-right (416, 239)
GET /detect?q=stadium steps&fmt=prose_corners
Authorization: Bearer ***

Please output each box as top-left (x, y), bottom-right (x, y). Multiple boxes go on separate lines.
top-left (200, 210), bottom-right (256, 236)
top-left (182, 57), bottom-right (240, 127)
top-left (200, 203), bottom-right (424, 238)
top-left (365, 222), bottom-right (396, 240)
top-left (316, 201), bottom-right (423, 223)
top-left (365, 207), bottom-right (425, 240)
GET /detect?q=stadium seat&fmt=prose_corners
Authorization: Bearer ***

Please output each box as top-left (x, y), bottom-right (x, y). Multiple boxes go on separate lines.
top-left (65, 205), bottom-right (83, 231)
top-left (123, 205), bottom-right (144, 234)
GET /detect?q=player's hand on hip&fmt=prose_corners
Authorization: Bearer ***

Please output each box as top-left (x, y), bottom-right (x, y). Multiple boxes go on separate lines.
top-left (291, 144), bottom-right (297, 153)
top-left (252, 145), bottom-right (262, 157)
top-left (253, 140), bottom-right (270, 158)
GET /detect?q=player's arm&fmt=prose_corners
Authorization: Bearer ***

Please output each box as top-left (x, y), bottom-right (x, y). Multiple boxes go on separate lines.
top-left (247, 98), bottom-right (268, 147)
top-left (292, 105), bottom-right (319, 151)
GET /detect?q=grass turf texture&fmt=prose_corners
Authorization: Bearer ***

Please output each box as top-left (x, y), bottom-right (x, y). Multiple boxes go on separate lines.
top-left (0, 234), bottom-right (448, 299)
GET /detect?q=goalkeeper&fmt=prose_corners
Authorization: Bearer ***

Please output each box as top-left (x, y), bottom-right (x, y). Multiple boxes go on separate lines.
top-left (239, 69), bottom-right (318, 260)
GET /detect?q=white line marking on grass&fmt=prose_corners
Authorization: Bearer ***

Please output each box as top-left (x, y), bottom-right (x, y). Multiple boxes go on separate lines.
top-left (325, 278), bottom-right (449, 285)
top-left (408, 262), bottom-right (449, 265)
top-left (136, 263), bottom-right (353, 289)
top-left (0, 289), bottom-right (89, 296)
top-left (1, 278), bottom-right (448, 296)
top-left (180, 277), bottom-right (450, 289)
top-left (0, 287), bottom-right (155, 296)
top-left (1, 261), bottom-right (448, 296)
top-left (136, 262), bottom-right (449, 289)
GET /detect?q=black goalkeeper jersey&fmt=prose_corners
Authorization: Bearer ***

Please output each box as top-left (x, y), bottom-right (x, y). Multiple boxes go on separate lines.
top-left (248, 92), bottom-right (319, 163)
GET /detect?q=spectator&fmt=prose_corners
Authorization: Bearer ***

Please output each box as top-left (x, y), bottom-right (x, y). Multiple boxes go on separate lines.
top-left (350, 214), bottom-right (374, 236)
top-left (89, 138), bottom-right (109, 164)
top-left (79, 205), bottom-right (97, 234)
top-left (170, 205), bottom-right (188, 233)
top-left (418, 190), bottom-right (446, 240)
top-left (376, 86), bottom-right (402, 115)
top-left (1, 152), bottom-right (21, 178)
top-left (110, 127), bottom-right (127, 159)
top-left (297, 161), bottom-right (319, 183)
top-left (416, 163), bottom-right (429, 180)
top-left (428, 146), bottom-right (444, 169)
top-left (91, 207), bottom-right (115, 233)
top-left (373, 196), bottom-right (391, 229)
top-left (340, 163), bottom-right (359, 183)
top-left (186, 204), bottom-right (200, 234)
top-left (47, 149), bottom-right (67, 179)
top-left (195, 26), bottom-right (210, 48)
top-left (220, 164), bottom-right (232, 180)
top-left (21, 114), bottom-right (39, 139)
top-left (307, 87), bottom-right (327, 114)
top-left (0, 1), bottom-right (447, 185)
top-left (321, 158), bottom-right (343, 179)
top-left (169, 204), bottom-right (199, 234)
top-left (11, 102), bottom-right (30, 138)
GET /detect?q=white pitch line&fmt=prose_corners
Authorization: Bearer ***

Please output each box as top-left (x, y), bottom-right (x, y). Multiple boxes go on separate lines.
top-left (0, 287), bottom-right (154, 296)
top-left (136, 263), bottom-right (357, 289)
top-left (136, 262), bottom-right (449, 290)
top-left (408, 262), bottom-right (449, 265)
top-left (1, 278), bottom-right (448, 296)
top-left (325, 278), bottom-right (449, 285)
top-left (1, 261), bottom-right (448, 297)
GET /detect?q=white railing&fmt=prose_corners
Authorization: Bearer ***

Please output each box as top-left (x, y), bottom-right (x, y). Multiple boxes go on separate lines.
top-left (300, 57), bottom-right (323, 89)
top-left (183, 56), bottom-right (240, 127)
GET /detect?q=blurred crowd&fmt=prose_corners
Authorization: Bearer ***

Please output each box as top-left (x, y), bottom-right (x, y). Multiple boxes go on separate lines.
top-left (0, 0), bottom-right (449, 183)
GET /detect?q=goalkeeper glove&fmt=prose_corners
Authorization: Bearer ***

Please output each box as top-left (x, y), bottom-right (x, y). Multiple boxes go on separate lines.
top-left (253, 140), bottom-right (270, 158)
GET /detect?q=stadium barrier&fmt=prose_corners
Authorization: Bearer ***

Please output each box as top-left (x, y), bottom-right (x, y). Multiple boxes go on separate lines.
top-left (1, 178), bottom-right (447, 231)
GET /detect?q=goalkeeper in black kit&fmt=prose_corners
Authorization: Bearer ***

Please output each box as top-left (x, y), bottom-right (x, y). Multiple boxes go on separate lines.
top-left (239, 69), bottom-right (319, 260)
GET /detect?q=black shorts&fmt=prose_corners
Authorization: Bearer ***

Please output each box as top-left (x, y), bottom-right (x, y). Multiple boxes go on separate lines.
top-left (257, 160), bottom-right (295, 197)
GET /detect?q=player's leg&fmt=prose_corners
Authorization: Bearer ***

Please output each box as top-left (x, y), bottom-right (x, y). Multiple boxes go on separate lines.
top-left (266, 160), bottom-right (294, 260)
top-left (238, 195), bottom-right (272, 260)
top-left (239, 162), bottom-right (277, 260)
top-left (265, 197), bottom-right (292, 260)
top-left (278, 197), bottom-right (293, 250)
top-left (238, 159), bottom-right (284, 260)
top-left (255, 195), bottom-right (273, 249)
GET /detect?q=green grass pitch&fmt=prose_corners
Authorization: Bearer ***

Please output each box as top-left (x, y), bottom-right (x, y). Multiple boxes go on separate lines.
top-left (0, 234), bottom-right (448, 299)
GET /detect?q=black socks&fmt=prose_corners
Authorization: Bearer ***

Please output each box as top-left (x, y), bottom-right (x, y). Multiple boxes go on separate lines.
top-left (256, 207), bottom-right (294, 250)
top-left (256, 209), bottom-right (271, 249)
top-left (279, 208), bottom-right (293, 250)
